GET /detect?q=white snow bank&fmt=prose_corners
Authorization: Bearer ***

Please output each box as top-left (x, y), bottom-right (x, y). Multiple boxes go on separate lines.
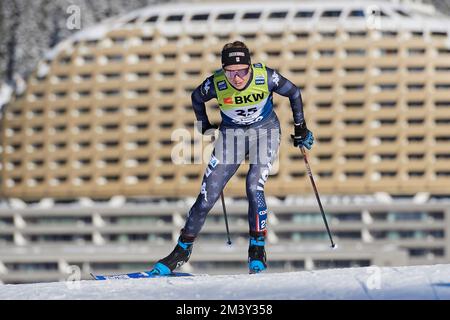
top-left (0, 264), bottom-right (449, 300)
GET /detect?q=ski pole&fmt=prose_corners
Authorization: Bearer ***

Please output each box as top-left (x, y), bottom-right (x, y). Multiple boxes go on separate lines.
top-left (209, 129), bottom-right (232, 245)
top-left (220, 191), bottom-right (232, 245)
top-left (300, 147), bottom-right (337, 249)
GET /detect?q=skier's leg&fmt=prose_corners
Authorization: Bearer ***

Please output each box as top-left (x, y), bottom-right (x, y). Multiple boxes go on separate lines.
top-left (246, 163), bottom-right (272, 274)
top-left (152, 127), bottom-right (245, 274)
top-left (246, 114), bottom-right (281, 273)
top-left (182, 158), bottom-right (241, 237)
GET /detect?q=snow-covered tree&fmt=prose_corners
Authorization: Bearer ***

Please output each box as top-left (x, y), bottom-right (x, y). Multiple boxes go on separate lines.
top-left (0, 0), bottom-right (163, 84)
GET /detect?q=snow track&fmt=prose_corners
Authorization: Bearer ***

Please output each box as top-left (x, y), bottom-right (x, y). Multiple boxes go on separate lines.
top-left (1, 264), bottom-right (449, 300)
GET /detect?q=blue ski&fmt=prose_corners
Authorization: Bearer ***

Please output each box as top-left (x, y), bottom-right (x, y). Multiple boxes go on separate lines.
top-left (91, 271), bottom-right (193, 280)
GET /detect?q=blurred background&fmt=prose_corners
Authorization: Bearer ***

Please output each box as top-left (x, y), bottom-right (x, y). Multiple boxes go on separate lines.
top-left (1, 0), bottom-right (450, 284)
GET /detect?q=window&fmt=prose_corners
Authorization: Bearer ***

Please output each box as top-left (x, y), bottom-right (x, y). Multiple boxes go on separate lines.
top-left (378, 84), bottom-right (397, 91)
top-left (378, 136), bottom-right (397, 142)
top-left (321, 10), bottom-right (341, 18)
top-left (126, 17), bottom-right (138, 24)
top-left (106, 55), bottom-right (123, 62)
top-left (408, 136), bottom-right (425, 143)
top-left (242, 12), bottom-right (261, 20)
top-left (345, 67), bottom-right (365, 73)
top-left (267, 33), bottom-right (283, 39)
top-left (344, 136), bottom-right (364, 143)
top-left (166, 15), bottom-right (183, 22)
top-left (316, 119), bottom-right (332, 126)
top-left (319, 49), bottom-right (334, 56)
top-left (379, 171), bottom-right (397, 177)
top-left (408, 153), bottom-right (424, 160)
top-left (344, 119), bottom-right (364, 126)
top-left (266, 50), bottom-right (281, 57)
top-left (379, 153), bottom-right (396, 160)
top-left (435, 118), bottom-right (450, 125)
top-left (190, 35), bottom-right (205, 41)
top-left (317, 68), bottom-right (333, 74)
top-left (344, 84), bottom-right (364, 91)
top-left (320, 31), bottom-right (336, 38)
top-left (145, 15), bottom-right (158, 23)
top-left (289, 68), bottom-right (306, 74)
top-left (349, 10), bottom-right (365, 17)
top-left (408, 48), bottom-right (426, 55)
top-left (82, 55), bottom-right (94, 63)
top-left (268, 11), bottom-right (288, 19)
top-left (345, 171), bottom-right (364, 178)
top-left (407, 83), bottom-right (425, 91)
top-left (431, 31), bottom-right (448, 37)
top-left (395, 9), bottom-right (410, 17)
top-left (381, 31), bottom-right (398, 37)
top-left (241, 33), bottom-right (257, 40)
top-left (292, 50), bottom-right (307, 56)
top-left (346, 49), bottom-right (366, 56)
top-left (348, 31), bottom-right (367, 37)
top-left (59, 56), bottom-right (71, 65)
top-left (409, 171), bottom-right (425, 177)
top-left (104, 72), bottom-right (121, 80)
top-left (435, 83), bottom-right (450, 90)
top-left (436, 153), bottom-right (450, 160)
top-left (380, 48), bottom-right (398, 56)
top-left (408, 100), bottom-right (424, 108)
top-left (435, 101), bottom-right (450, 108)
top-left (435, 66), bottom-right (450, 72)
top-left (191, 13), bottom-right (209, 21)
top-left (407, 118), bottom-right (424, 125)
top-left (344, 101), bottom-right (364, 108)
top-left (345, 154), bottom-right (365, 160)
top-left (407, 66), bottom-right (425, 73)
top-left (294, 32), bottom-right (309, 38)
top-left (378, 66), bottom-right (397, 73)
top-left (138, 54), bottom-right (152, 61)
top-left (111, 37), bottom-right (126, 44)
top-left (295, 11), bottom-right (314, 18)
top-left (435, 135), bottom-right (450, 142)
top-left (217, 13), bottom-right (235, 20)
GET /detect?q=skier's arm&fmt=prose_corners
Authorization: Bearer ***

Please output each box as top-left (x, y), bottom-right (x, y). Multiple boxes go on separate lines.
top-left (267, 67), bottom-right (305, 125)
top-left (191, 76), bottom-right (217, 129)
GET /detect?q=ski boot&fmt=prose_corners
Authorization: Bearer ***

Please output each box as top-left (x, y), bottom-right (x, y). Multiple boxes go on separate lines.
top-left (151, 234), bottom-right (194, 275)
top-left (248, 231), bottom-right (267, 274)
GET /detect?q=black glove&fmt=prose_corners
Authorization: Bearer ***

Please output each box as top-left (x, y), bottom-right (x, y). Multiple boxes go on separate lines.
top-left (198, 121), bottom-right (218, 135)
top-left (290, 122), bottom-right (314, 150)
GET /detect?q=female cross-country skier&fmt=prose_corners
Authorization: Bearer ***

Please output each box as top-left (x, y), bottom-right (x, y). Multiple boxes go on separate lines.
top-left (151, 41), bottom-right (314, 274)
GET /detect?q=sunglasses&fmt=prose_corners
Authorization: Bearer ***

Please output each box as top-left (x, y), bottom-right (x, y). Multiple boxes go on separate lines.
top-left (224, 67), bottom-right (250, 79)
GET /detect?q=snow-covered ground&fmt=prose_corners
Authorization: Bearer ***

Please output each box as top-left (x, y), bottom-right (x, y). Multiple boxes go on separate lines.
top-left (0, 264), bottom-right (449, 300)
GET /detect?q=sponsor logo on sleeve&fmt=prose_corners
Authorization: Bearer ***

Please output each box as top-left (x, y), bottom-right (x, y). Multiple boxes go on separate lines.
top-left (271, 71), bottom-right (280, 86)
top-left (203, 78), bottom-right (211, 95)
top-left (217, 80), bottom-right (228, 91)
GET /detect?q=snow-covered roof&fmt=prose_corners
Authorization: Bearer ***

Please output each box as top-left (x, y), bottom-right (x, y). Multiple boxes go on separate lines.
top-left (42, 0), bottom-right (450, 61)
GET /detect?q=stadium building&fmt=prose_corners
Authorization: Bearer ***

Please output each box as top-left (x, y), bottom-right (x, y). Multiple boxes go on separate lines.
top-left (1, 0), bottom-right (450, 283)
